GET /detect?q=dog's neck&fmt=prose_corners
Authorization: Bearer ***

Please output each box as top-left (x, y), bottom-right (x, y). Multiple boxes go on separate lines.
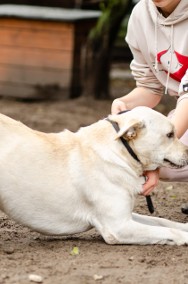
top-left (106, 116), bottom-right (155, 214)
top-left (105, 118), bottom-right (141, 164)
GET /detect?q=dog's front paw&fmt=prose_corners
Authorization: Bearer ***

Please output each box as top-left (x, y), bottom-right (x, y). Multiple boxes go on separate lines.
top-left (182, 223), bottom-right (188, 232)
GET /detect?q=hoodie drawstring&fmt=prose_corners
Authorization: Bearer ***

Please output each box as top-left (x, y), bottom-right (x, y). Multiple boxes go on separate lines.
top-left (165, 24), bottom-right (174, 95)
top-left (154, 14), bottom-right (159, 72)
top-left (154, 12), bottom-right (175, 95)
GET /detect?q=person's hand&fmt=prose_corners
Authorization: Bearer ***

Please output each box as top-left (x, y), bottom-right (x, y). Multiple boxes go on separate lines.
top-left (142, 169), bottom-right (159, 196)
top-left (111, 99), bottom-right (127, 114)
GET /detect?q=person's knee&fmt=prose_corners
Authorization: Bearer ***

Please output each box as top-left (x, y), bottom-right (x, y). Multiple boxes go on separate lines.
top-left (159, 167), bottom-right (188, 182)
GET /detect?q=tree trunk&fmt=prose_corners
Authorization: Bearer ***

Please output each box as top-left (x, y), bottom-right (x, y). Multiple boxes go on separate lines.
top-left (83, 0), bottom-right (132, 99)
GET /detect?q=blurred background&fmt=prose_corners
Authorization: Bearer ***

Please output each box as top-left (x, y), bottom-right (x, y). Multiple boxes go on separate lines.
top-left (0, 0), bottom-right (175, 115)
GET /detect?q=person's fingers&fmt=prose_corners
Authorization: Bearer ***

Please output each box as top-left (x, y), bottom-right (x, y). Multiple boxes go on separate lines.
top-left (142, 186), bottom-right (155, 196)
top-left (143, 179), bottom-right (157, 191)
top-left (143, 171), bottom-right (159, 190)
top-left (111, 99), bottom-right (127, 114)
top-left (141, 172), bottom-right (159, 196)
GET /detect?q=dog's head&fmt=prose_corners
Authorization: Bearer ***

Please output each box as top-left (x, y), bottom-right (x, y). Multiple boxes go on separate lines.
top-left (108, 106), bottom-right (188, 171)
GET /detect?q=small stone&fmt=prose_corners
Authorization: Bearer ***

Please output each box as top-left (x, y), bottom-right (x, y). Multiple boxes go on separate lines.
top-left (165, 185), bottom-right (173, 190)
top-left (93, 274), bottom-right (104, 280)
top-left (3, 247), bottom-right (15, 254)
top-left (28, 274), bottom-right (43, 283)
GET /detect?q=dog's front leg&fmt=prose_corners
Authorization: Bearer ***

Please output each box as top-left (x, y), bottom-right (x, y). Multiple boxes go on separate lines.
top-left (91, 187), bottom-right (188, 245)
top-left (99, 219), bottom-right (188, 245)
top-left (132, 213), bottom-right (188, 232)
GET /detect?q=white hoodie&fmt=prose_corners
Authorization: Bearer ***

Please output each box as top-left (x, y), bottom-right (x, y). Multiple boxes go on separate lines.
top-left (126, 0), bottom-right (188, 100)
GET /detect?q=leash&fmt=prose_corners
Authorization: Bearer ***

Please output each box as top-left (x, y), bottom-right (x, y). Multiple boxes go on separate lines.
top-left (146, 196), bottom-right (154, 214)
top-left (106, 110), bottom-right (155, 214)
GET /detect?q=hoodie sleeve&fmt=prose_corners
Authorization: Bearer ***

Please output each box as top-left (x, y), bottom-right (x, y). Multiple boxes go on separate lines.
top-left (128, 45), bottom-right (164, 96)
top-left (125, 6), bottom-right (164, 96)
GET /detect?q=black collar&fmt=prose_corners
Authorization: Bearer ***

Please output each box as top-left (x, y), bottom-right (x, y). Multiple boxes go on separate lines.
top-left (106, 111), bottom-right (154, 214)
top-left (106, 113), bottom-right (140, 163)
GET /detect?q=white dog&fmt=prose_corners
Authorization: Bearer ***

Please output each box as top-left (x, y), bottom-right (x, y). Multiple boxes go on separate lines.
top-left (0, 106), bottom-right (188, 245)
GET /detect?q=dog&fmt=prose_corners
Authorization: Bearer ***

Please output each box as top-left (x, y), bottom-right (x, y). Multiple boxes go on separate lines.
top-left (0, 106), bottom-right (188, 245)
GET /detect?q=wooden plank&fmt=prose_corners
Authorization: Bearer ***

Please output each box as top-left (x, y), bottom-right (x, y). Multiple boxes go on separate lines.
top-left (0, 26), bottom-right (74, 51)
top-left (0, 65), bottom-right (71, 86)
top-left (0, 18), bottom-right (74, 32)
top-left (0, 47), bottom-right (73, 69)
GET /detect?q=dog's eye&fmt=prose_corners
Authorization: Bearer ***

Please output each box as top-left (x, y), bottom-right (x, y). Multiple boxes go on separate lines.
top-left (167, 131), bottom-right (174, 138)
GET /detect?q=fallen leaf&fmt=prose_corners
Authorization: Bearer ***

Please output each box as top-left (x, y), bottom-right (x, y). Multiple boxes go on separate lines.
top-left (70, 246), bottom-right (79, 255)
top-left (170, 195), bottom-right (177, 199)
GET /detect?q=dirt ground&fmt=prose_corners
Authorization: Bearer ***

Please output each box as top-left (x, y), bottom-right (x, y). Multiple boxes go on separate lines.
top-left (0, 64), bottom-right (188, 284)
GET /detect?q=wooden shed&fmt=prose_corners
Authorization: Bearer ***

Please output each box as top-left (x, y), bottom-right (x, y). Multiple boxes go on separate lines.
top-left (0, 5), bottom-right (101, 99)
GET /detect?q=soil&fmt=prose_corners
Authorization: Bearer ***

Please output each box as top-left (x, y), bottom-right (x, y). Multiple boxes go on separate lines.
top-left (0, 64), bottom-right (188, 284)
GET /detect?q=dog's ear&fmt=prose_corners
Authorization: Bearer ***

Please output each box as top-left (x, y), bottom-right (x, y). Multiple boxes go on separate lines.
top-left (118, 120), bottom-right (145, 140)
top-left (108, 115), bottom-right (145, 140)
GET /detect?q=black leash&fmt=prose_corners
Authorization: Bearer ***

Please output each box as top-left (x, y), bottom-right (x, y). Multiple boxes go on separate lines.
top-left (146, 195), bottom-right (154, 214)
top-left (106, 110), bottom-right (155, 214)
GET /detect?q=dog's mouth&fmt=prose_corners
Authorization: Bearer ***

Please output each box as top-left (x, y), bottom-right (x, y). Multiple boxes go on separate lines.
top-left (163, 158), bottom-right (186, 169)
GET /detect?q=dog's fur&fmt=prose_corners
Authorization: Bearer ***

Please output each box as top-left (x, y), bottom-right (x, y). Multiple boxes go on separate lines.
top-left (1, 106), bottom-right (188, 245)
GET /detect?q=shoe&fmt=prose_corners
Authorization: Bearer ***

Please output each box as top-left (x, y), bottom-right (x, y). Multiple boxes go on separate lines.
top-left (181, 203), bottom-right (188, 214)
